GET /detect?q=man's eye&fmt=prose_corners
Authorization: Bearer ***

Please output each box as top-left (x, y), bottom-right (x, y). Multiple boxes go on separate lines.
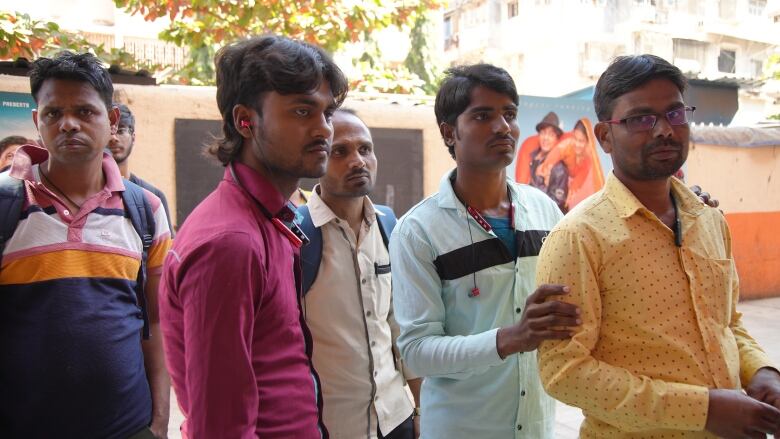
top-left (628, 115), bottom-right (655, 126)
top-left (295, 108), bottom-right (310, 117)
top-left (474, 113), bottom-right (488, 121)
top-left (79, 109), bottom-right (93, 116)
top-left (505, 112), bottom-right (517, 121)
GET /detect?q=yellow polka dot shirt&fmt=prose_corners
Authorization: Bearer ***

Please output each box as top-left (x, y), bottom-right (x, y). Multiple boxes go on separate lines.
top-left (536, 173), bottom-right (775, 438)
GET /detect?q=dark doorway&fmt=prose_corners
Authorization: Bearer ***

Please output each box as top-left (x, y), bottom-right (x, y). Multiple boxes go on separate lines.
top-left (173, 119), bottom-right (424, 227)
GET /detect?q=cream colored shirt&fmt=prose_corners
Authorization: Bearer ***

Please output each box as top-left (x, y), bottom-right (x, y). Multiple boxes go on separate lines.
top-left (304, 189), bottom-right (413, 439)
top-left (536, 173), bottom-right (775, 438)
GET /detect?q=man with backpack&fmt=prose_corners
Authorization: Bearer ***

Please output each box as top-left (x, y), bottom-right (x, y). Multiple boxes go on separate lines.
top-left (299, 109), bottom-right (421, 439)
top-left (0, 51), bottom-right (172, 438)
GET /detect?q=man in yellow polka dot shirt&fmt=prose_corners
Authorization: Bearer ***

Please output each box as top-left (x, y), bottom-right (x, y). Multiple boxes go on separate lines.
top-left (537, 54), bottom-right (780, 438)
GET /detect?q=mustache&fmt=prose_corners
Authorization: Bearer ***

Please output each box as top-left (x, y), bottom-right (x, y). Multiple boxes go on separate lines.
top-left (643, 139), bottom-right (683, 154)
top-left (304, 139), bottom-right (330, 151)
top-left (56, 136), bottom-right (89, 147)
top-left (346, 168), bottom-right (370, 179)
top-left (488, 134), bottom-right (516, 145)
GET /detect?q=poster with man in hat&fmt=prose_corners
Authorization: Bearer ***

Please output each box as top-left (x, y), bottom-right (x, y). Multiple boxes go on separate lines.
top-left (515, 111), bottom-right (605, 213)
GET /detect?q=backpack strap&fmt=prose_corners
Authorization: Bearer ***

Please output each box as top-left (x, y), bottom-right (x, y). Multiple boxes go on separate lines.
top-left (298, 205), bottom-right (322, 297)
top-left (374, 204), bottom-right (398, 248)
top-left (0, 172), bottom-right (25, 269)
top-left (121, 179), bottom-right (156, 340)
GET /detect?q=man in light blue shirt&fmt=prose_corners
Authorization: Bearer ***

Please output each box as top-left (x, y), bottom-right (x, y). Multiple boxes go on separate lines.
top-left (389, 64), bottom-right (582, 438)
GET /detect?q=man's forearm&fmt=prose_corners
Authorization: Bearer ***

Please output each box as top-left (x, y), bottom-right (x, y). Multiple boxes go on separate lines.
top-left (143, 322), bottom-right (171, 429)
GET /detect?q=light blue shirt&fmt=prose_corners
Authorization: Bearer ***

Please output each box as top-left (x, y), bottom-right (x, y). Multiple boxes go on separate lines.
top-left (390, 170), bottom-right (563, 438)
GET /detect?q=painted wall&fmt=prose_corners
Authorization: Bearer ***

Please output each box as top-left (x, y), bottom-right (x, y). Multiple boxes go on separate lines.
top-left (686, 142), bottom-right (780, 299)
top-left (0, 75), bottom-right (451, 228)
top-left (4, 73), bottom-right (776, 298)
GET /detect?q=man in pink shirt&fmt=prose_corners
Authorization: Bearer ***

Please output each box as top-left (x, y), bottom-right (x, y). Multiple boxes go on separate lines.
top-left (159, 35), bottom-right (348, 438)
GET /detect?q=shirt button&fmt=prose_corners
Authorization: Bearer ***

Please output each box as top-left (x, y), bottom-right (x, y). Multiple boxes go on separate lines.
top-left (371, 340), bottom-right (376, 347)
top-left (374, 370), bottom-right (378, 377)
top-left (135, 313), bottom-right (143, 319)
top-left (520, 390), bottom-right (526, 396)
top-left (517, 424), bottom-right (522, 431)
top-left (63, 209), bottom-right (70, 216)
top-left (374, 396), bottom-right (379, 401)
top-left (366, 310), bottom-right (372, 317)
top-left (361, 278), bottom-right (367, 285)
top-left (335, 218), bottom-right (340, 224)
top-left (515, 307), bottom-right (521, 314)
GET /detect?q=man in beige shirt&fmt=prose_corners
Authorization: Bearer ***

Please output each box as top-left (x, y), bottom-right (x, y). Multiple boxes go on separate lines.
top-left (299, 109), bottom-right (421, 439)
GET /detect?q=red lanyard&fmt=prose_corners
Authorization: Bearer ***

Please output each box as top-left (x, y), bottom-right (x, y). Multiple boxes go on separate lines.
top-left (465, 203), bottom-right (514, 233)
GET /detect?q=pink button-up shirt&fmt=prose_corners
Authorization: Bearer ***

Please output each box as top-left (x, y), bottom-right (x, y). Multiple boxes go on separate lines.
top-left (160, 162), bottom-right (326, 439)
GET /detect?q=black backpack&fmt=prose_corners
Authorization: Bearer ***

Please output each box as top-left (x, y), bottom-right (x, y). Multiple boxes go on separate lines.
top-left (0, 171), bottom-right (156, 339)
top-left (298, 203), bottom-right (397, 295)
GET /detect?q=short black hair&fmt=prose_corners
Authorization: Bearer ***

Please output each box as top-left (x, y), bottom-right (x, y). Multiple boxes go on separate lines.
top-left (334, 107), bottom-right (368, 126)
top-left (116, 103), bottom-right (135, 132)
top-left (434, 64), bottom-right (518, 158)
top-left (594, 54), bottom-right (687, 121)
top-left (209, 34), bottom-right (349, 166)
top-left (0, 135), bottom-right (30, 154)
top-left (29, 51), bottom-right (114, 110)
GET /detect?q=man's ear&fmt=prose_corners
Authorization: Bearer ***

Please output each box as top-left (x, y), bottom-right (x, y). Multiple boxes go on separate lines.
top-left (32, 109), bottom-right (39, 131)
top-left (594, 122), bottom-right (613, 154)
top-left (108, 106), bottom-right (120, 134)
top-left (232, 104), bottom-right (255, 139)
top-left (440, 122), bottom-right (456, 148)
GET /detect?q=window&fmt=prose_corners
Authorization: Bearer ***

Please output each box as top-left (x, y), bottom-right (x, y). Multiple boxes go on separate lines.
top-left (718, 49), bottom-right (736, 73)
top-left (749, 0), bottom-right (767, 16)
top-left (751, 59), bottom-right (764, 77)
top-left (673, 39), bottom-right (706, 64)
top-left (508, 0), bottom-right (519, 18)
top-left (444, 15), bottom-right (454, 49)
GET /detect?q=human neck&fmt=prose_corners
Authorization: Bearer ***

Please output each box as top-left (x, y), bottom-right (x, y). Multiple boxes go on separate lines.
top-left (43, 157), bottom-right (105, 203)
top-left (614, 170), bottom-right (672, 216)
top-left (453, 165), bottom-right (508, 211)
top-left (238, 147), bottom-right (298, 201)
top-left (320, 188), bottom-right (365, 234)
top-left (117, 160), bottom-right (130, 178)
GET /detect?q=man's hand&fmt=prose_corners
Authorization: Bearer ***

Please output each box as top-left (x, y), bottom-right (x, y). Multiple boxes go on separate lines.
top-left (496, 284), bottom-right (580, 358)
top-left (149, 417), bottom-right (169, 439)
top-left (413, 413), bottom-right (420, 439)
top-left (690, 185), bottom-right (720, 208)
top-left (705, 388), bottom-right (780, 438)
top-left (747, 367), bottom-right (780, 436)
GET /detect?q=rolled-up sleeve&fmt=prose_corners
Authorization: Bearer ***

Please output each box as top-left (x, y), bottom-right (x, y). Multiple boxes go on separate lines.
top-left (390, 227), bottom-right (503, 380)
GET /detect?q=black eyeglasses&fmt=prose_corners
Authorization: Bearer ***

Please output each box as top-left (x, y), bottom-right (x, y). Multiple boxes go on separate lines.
top-left (603, 106), bottom-right (696, 133)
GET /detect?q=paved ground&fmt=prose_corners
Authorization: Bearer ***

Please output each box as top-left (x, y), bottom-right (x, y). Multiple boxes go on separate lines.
top-left (165, 297), bottom-right (780, 438)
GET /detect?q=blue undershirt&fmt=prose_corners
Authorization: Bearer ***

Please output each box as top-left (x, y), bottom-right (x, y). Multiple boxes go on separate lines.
top-left (484, 215), bottom-right (517, 260)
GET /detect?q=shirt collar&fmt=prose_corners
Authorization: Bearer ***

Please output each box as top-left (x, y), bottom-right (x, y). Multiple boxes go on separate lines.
top-left (307, 184), bottom-right (379, 228)
top-left (437, 167), bottom-right (527, 209)
top-left (437, 168), bottom-right (463, 210)
top-left (605, 172), bottom-right (706, 219)
top-left (10, 144), bottom-right (125, 192)
top-left (225, 161), bottom-right (295, 222)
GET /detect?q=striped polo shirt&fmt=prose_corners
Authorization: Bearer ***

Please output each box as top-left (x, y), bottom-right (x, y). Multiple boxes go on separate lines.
top-left (0, 145), bottom-right (171, 438)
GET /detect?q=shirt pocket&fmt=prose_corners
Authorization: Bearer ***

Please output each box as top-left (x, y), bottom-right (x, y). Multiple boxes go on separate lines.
top-left (696, 258), bottom-right (733, 327)
top-left (375, 261), bottom-right (392, 319)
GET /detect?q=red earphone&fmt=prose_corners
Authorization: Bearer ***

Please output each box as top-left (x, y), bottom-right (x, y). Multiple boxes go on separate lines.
top-left (239, 119), bottom-right (251, 129)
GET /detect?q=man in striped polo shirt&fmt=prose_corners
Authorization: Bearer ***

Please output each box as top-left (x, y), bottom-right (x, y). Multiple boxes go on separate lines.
top-left (0, 52), bottom-right (172, 438)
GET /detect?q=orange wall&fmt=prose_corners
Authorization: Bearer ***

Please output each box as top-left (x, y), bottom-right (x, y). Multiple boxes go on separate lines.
top-left (725, 212), bottom-right (780, 300)
top-left (687, 142), bottom-right (780, 299)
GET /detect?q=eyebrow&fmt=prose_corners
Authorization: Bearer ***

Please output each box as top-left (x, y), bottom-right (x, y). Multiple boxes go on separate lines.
top-left (623, 102), bottom-right (685, 117)
top-left (467, 104), bottom-right (517, 113)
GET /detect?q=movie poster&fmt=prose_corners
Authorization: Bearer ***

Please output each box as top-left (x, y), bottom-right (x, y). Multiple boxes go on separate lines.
top-left (510, 96), bottom-right (612, 213)
top-left (0, 92), bottom-right (38, 140)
